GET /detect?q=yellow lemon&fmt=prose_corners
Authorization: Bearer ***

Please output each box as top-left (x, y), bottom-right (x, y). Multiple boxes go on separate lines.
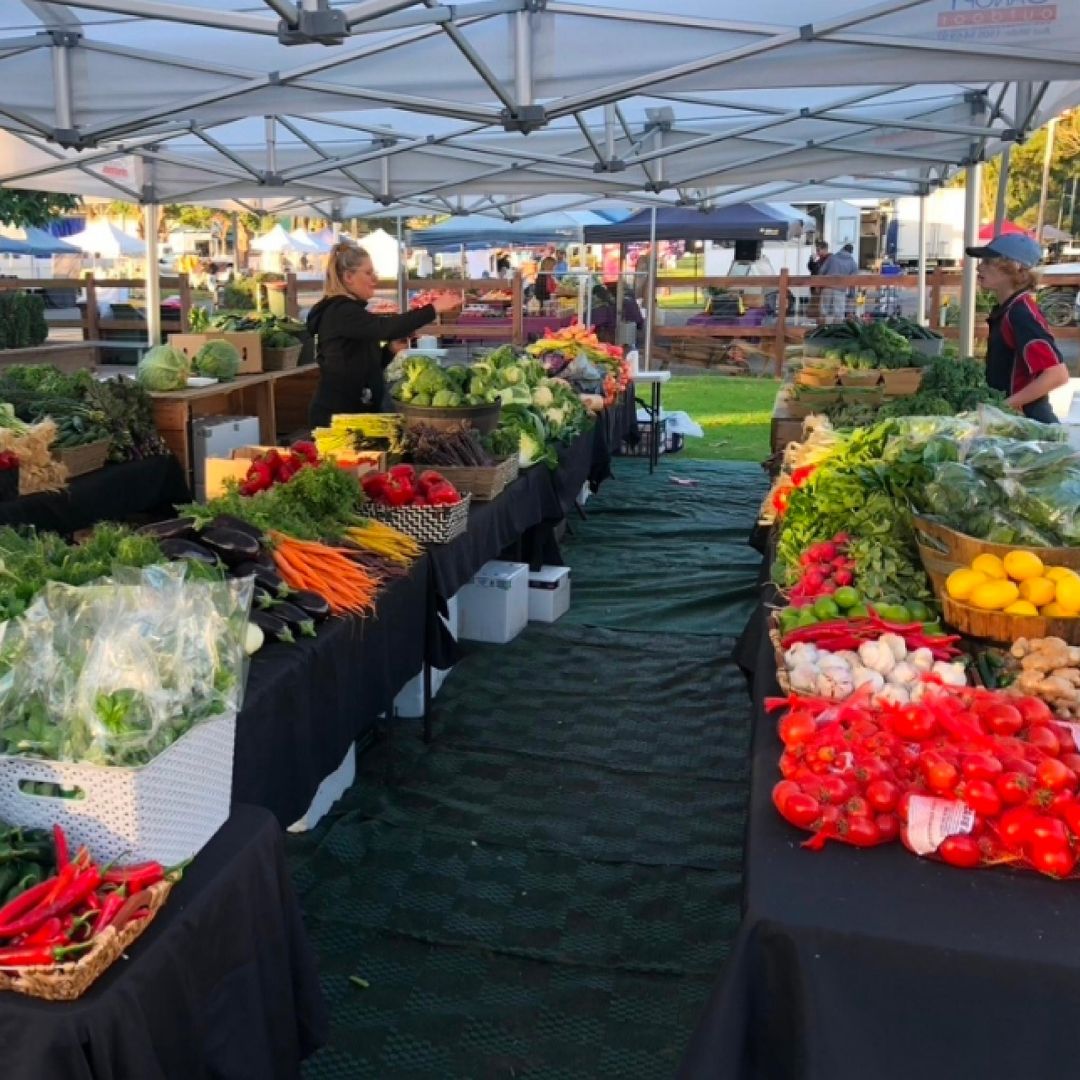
top-left (1003, 600), bottom-right (1039, 616)
top-left (1019, 576), bottom-right (1057, 607)
top-left (1003, 550), bottom-right (1044, 582)
top-left (946, 568), bottom-right (988, 601)
top-left (968, 580), bottom-right (1019, 611)
top-left (971, 553), bottom-right (1007, 581)
top-left (1055, 576), bottom-right (1080, 614)
top-left (1047, 566), bottom-right (1080, 584)
top-left (1040, 602), bottom-right (1078, 618)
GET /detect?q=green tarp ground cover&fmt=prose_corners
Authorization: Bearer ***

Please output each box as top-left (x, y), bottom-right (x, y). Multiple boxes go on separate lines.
top-left (288, 457), bottom-right (767, 1079)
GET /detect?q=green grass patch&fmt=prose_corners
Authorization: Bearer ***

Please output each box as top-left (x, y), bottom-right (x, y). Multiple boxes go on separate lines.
top-left (650, 375), bottom-right (778, 462)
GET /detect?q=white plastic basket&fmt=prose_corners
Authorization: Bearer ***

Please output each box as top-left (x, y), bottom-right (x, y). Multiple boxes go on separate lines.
top-left (0, 711), bottom-right (236, 865)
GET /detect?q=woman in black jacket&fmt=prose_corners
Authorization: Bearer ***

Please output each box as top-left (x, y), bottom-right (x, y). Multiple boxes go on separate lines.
top-left (306, 242), bottom-right (460, 427)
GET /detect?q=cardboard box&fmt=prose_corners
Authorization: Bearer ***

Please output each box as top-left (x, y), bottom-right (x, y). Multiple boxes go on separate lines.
top-left (528, 565), bottom-right (570, 623)
top-left (458, 561), bottom-right (528, 644)
top-left (204, 445), bottom-right (377, 499)
top-left (169, 331), bottom-right (263, 375)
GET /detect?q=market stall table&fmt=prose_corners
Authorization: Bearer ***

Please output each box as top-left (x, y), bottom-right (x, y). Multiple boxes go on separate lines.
top-left (234, 557), bottom-right (429, 827)
top-left (0, 805), bottom-right (326, 1080)
top-left (679, 562), bottom-right (1080, 1080)
top-left (634, 370), bottom-right (671, 473)
top-left (0, 454), bottom-right (190, 534)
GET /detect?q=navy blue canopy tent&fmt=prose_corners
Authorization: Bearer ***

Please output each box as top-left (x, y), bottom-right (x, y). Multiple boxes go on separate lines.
top-left (581, 203), bottom-right (811, 243)
top-left (411, 210), bottom-right (628, 253)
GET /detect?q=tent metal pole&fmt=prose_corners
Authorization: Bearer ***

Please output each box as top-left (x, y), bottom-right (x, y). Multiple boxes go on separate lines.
top-left (397, 216), bottom-right (407, 312)
top-left (993, 144), bottom-right (1011, 233)
top-left (1036, 116), bottom-right (1057, 245)
top-left (51, 43), bottom-right (73, 130)
top-left (514, 9), bottom-right (532, 106)
top-left (916, 192), bottom-right (927, 325)
top-left (643, 206), bottom-right (657, 372)
top-left (143, 201), bottom-right (161, 347)
top-left (959, 161), bottom-right (981, 358)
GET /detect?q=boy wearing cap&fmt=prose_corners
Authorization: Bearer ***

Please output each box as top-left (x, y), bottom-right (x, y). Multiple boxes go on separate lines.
top-left (965, 233), bottom-right (1068, 423)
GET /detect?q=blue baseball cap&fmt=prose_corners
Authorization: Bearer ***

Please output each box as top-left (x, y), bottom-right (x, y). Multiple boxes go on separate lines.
top-left (965, 233), bottom-right (1043, 267)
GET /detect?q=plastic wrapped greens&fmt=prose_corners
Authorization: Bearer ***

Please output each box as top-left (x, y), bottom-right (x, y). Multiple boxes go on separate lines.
top-left (972, 404), bottom-right (1069, 443)
top-left (961, 436), bottom-right (1077, 480)
top-left (0, 563), bottom-right (252, 766)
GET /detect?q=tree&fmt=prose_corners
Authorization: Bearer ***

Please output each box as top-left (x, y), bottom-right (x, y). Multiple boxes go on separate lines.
top-left (0, 189), bottom-right (80, 229)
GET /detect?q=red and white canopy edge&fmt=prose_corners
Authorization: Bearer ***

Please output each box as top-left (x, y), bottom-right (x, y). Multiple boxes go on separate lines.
top-left (1, 0), bottom-right (1078, 347)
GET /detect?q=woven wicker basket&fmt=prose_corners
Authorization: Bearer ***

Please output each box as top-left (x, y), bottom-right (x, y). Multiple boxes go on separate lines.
top-left (838, 369), bottom-right (882, 388)
top-left (794, 368), bottom-right (839, 389)
top-left (415, 456), bottom-right (518, 501)
top-left (0, 879), bottom-right (172, 1001)
top-left (367, 493), bottom-right (471, 544)
top-left (53, 438), bottom-right (110, 478)
top-left (262, 344), bottom-right (301, 371)
top-left (881, 368), bottom-right (923, 397)
top-left (770, 627), bottom-right (792, 695)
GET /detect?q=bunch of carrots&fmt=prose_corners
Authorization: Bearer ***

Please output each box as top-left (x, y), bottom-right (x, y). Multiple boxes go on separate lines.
top-left (269, 530), bottom-right (380, 615)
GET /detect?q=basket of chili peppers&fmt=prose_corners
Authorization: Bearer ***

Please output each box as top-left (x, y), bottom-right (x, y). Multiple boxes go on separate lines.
top-left (0, 824), bottom-right (178, 1000)
top-left (360, 464), bottom-right (471, 545)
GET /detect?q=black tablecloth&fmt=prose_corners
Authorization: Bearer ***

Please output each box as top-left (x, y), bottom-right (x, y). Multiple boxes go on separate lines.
top-left (0, 806), bottom-right (326, 1080)
top-left (234, 559), bottom-right (429, 826)
top-left (680, 547), bottom-right (1080, 1080)
top-left (0, 455), bottom-right (190, 535)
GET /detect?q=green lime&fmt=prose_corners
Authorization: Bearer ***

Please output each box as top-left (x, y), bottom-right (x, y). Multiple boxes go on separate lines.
top-left (813, 597), bottom-right (840, 621)
top-left (779, 608), bottom-right (801, 633)
top-left (847, 603), bottom-right (869, 619)
top-left (797, 609), bottom-right (819, 628)
top-left (879, 604), bottom-right (909, 624)
top-left (832, 586), bottom-right (860, 610)
top-left (906, 600), bottom-right (931, 622)
top-left (922, 621), bottom-right (944, 636)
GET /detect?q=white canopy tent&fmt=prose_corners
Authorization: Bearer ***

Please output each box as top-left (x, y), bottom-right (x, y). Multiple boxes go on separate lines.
top-left (64, 218), bottom-right (144, 259)
top-left (250, 222), bottom-right (310, 253)
top-left (2, 1), bottom-right (1079, 349)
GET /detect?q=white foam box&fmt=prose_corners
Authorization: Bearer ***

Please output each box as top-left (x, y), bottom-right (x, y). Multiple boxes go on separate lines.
top-left (528, 565), bottom-right (571, 623)
top-left (394, 594), bottom-right (459, 719)
top-left (457, 560), bottom-right (529, 644)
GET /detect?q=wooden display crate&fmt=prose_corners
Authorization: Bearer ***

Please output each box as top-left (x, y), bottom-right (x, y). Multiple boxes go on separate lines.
top-left (168, 332), bottom-right (263, 375)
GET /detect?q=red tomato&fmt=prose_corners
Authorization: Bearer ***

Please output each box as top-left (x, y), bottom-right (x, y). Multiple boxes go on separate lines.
top-left (779, 710), bottom-right (817, 748)
top-left (1048, 791), bottom-right (1076, 819)
top-left (845, 795), bottom-right (871, 818)
top-left (920, 752), bottom-right (959, 793)
top-left (1029, 816), bottom-right (1069, 847)
top-left (1028, 725), bottom-right (1063, 758)
top-left (818, 805), bottom-right (841, 829)
top-left (1029, 838), bottom-right (1078, 879)
top-left (961, 753), bottom-right (1003, 782)
top-left (875, 813), bottom-right (900, 843)
top-left (865, 779), bottom-right (900, 813)
top-left (772, 780), bottom-right (801, 814)
top-left (891, 704), bottom-right (936, 742)
top-left (1014, 695), bottom-right (1054, 727)
top-left (1061, 800), bottom-right (1080, 839)
top-left (779, 751), bottom-right (800, 779)
top-left (778, 792), bottom-right (821, 829)
top-left (1036, 757), bottom-right (1077, 793)
top-left (998, 806), bottom-right (1037, 852)
top-left (1061, 753), bottom-right (1080, 775)
top-left (961, 779), bottom-right (1002, 819)
top-left (982, 702), bottom-right (1023, 738)
top-left (996, 771), bottom-right (1034, 806)
top-left (938, 835), bottom-right (982, 869)
top-left (842, 815), bottom-right (883, 847)
top-left (808, 775), bottom-right (852, 805)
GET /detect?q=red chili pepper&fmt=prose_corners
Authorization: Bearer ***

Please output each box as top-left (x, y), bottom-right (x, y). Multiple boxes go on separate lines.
top-left (92, 886), bottom-right (129, 937)
top-left (103, 861), bottom-right (164, 891)
top-left (52, 824), bottom-right (69, 873)
top-left (0, 867), bottom-right (103, 940)
top-left (19, 917), bottom-right (62, 946)
top-left (0, 941), bottom-right (91, 969)
top-left (0, 878), bottom-right (57, 930)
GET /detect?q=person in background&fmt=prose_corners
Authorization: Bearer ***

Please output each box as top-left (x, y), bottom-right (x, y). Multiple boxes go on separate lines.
top-left (820, 242), bottom-right (858, 320)
top-left (533, 255), bottom-right (557, 305)
top-left (965, 233), bottom-right (1068, 423)
top-left (495, 254), bottom-right (512, 278)
top-left (807, 241), bottom-right (829, 317)
top-left (306, 241), bottom-right (459, 427)
top-left (554, 249), bottom-right (568, 280)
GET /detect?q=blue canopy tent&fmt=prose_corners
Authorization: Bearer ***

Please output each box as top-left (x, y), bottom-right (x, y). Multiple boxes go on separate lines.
top-left (581, 203), bottom-right (810, 243)
top-left (0, 235), bottom-right (35, 255)
top-left (20, 227), bottom-right (81, 256)
top-left (411, 210), bottom-right (628, 252)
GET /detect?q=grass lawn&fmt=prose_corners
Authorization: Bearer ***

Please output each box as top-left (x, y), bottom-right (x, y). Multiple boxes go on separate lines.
top-left (652, 375), bottom-right (779, 462)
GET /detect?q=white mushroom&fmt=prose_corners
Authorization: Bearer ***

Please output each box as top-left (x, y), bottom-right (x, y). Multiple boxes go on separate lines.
top-left (879, 633), bottom-right (908, 662)
top-left (852, 667), bottom-right (886, 694)
top-left (858, 639), bottom-right (896, 675)
top-left (909, 647), bottom-right (935, 674)
top-left (932, 660), bottom-right (968, 688)
top-left (788, 663), bottom-right (820, 694)
top-left (889, 661), bottom-right (919, 687)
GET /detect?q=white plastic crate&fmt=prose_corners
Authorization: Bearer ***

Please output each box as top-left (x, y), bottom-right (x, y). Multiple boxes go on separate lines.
top-left (0, 711), bottom-right (236, 865)
top-left (458, 561), bottom-right (528, 644)
top-left (288, 741), bottom-right (356, 833)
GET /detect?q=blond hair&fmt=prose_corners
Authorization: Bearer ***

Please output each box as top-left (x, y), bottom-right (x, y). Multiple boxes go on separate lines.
top-left (324, 241), bottom-right (372, 299)
top-left (996, 259), bottom-right (1040, 294)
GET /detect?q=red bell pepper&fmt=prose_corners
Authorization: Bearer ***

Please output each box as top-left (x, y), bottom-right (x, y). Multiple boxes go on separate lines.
top-left (389, 463), bottom-right (416, 483)
top-left (428, 484), bottom-right (461, 506)
top-left (291, 440), bottom-right (319, 464)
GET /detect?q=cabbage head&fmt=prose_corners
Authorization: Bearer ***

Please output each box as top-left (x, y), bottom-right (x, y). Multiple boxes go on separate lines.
top-left (193, 339), bottom-right (241, 381)
top-left (137, 344), bottom-right (190, 391)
